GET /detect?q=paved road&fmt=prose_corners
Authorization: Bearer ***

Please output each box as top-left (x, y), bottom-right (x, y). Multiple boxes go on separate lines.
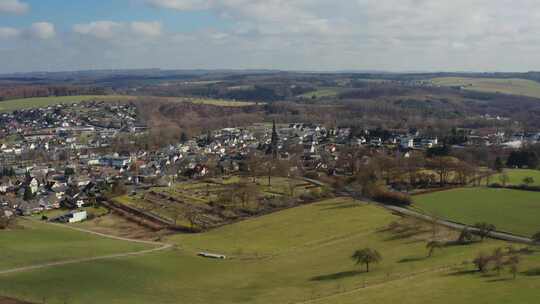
top-left (343, 190), bottom-right (535, 245)
top-left (0, 220), bottom-right (172, 276)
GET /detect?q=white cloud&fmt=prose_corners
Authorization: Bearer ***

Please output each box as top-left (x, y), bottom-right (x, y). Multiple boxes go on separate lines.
top-left (147, 0), bottom-right (211, 11)
top-left (73, 21), bottom-right (122, 39)
top-left (0, 0), bottom-right (29, 15)
top-left (0, 22), bottom-right (55, 40)
top-left (26, 22), bottom-right (56, 40)
top-left (73, 21), bottom-right (162, 40)
top-left (148, 0), bottom-right (332, 35)
top-left (130, 21), bottom-right (162, 37)
top-left (9, 1), bottom-right (540, 72)
top-left (0, 27), bottom-right (20, 39)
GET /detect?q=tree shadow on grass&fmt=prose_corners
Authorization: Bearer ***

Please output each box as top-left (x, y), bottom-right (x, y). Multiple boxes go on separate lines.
top-left (317, 201), bottom-right (345, 207)
top-left (310, 270), bottom-right (364, 281)
top-left (486, 277), bottom-right (513, 283)
top-left (522, 268), bottom-right (540, 276)
top-left (445, 269), bottom-right (478, 277)
top-left (398, 256), bottom-right (427, 263)
top-left (321, 203), bottom-right (362, 211)
top-left (444, 240), bottom-right (481, 247)
top-left (384, 230), bottom-right (425, 241)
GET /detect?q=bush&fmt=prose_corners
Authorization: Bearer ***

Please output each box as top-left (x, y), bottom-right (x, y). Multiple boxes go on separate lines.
top-left (372, 190), bottom-right (412, 206)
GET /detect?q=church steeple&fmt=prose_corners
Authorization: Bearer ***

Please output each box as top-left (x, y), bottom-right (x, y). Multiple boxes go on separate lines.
top-left (267, 120), bottom-right (279, 159)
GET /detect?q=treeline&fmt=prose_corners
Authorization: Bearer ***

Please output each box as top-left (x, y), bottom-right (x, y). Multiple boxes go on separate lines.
top-left (0, 85), bottom-right (108, 101)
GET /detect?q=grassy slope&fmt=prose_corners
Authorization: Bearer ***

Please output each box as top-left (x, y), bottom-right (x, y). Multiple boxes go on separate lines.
top-left (432, 77), bottom-right (540, 98)
top-left (414, 187), bottom-right (540, 236)
top-left (1, 198), bottom-right (528, 304)
top-left (318, 255), bottom-right (540, 304)
top-left (0, 219), bottom-right (152, 271)
top-left (0, 95), bottom-right (132, 112)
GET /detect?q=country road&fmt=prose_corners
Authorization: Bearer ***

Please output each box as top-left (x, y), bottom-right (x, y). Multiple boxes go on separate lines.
top-left (0, 220), bottom-right (173, 276)
top-left (382, 204), bottom-right (535, 244)
top-left (342, 190), bottom-right (536, 245)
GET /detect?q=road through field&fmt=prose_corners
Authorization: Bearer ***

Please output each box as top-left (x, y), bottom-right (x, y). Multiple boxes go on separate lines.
top-left (0, 220), bottom-right (172, 276)
top-left (342, 190), bottom-right (535, 245)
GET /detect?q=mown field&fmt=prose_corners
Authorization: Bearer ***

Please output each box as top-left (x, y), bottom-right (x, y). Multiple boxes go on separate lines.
top-left (432, 77), bottom-right (540, 99)
top-left (0, 95), bottom-right (256, 113)
top-left (493, 169), bottom-right (540, 186)
top-left (299, 87), bottom-right (343, 99)
top-left (0, 95), bottom-right (133, 112)
top-left (414, 187), bottom-right (540, 237)
top-left (162, 97), bottom-right (257, 107)
top-left (2, 198), bottom-right (538, 304)
top-left (0, 219), bottom-right (153, 271)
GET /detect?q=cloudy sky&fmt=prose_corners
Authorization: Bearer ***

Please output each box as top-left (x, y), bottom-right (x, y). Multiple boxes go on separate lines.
top-left (1, 0), bottom-right (539, 73)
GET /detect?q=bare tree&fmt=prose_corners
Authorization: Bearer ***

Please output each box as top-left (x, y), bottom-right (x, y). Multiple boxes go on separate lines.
top-left (473, 252), bottom-right (491, 273)
top-left (351, 248), bottom-right (382, 273)
top-left (426, 241), bottom-right (444, 257)
top-left (506, 255), bottom-right (520, 280)
top-left (428, 156), bottom-right (456, 187)
top-left (499, 172), bottom-right (510, 187)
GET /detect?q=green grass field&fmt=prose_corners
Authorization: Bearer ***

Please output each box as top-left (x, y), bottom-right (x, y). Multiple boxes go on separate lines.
top-left (0, 219), bottom-right (153, 271)
top-left (414, 187), bottom-right (540, 237)
top-left (493, 169), bottom-right (540, 186)
top-left (0, 95), bottom-right (133, 112)
top-left (161, 97), bottom-right (258, 107)
top-left (0, 95), bottom-right (256, 113)
top-left (432, 77), bottom-right (540, 99)
top-left (3, 198), bottom-right (537, 304)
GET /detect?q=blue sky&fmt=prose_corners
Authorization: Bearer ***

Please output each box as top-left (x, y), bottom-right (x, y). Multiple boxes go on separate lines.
top-left (1, 0), bottom-right (229, 33)
top-left (2, 0), bottom-right (540, 73)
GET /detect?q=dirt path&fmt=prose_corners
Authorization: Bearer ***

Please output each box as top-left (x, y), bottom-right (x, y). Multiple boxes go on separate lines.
top-left (0, 220), bottom-right (173, 276)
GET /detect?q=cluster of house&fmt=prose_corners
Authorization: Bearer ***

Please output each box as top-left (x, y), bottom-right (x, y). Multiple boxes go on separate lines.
top-left (0, 101), bottom-right (145, 165)
top-left (0, 99), bottom-right (532, 219)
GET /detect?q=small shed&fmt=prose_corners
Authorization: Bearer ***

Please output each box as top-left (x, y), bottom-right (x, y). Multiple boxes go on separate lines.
top-left (198, 252), bottom-right (226, 259)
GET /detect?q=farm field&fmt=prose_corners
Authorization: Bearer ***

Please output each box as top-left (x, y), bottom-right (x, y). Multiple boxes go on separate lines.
top-left (2, 198), bottom-right (537, 304)
top-left (493, 169), bottom-right (540, 186)
top-left (0, 219), bottom-right (154, 271)
top-left (0, 95), bottom-right (133, 112)
top-left (414, 187), bottom-right (540, 237)
top-left (160, 96), bottom-right (258, 107)
top-left (299, 87), bottom-right (343, 99)
top-left (432, 77), bottom-right (540, 99)
top-left (0, 95), bottom-right (256, 113)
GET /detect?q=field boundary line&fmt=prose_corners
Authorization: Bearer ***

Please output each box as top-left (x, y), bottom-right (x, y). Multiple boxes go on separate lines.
top-left (0, 219), bottom-right (172, 276)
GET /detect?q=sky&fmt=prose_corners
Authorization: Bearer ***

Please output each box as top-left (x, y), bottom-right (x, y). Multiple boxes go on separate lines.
top-left (1, 0), bottom-right (540, 73)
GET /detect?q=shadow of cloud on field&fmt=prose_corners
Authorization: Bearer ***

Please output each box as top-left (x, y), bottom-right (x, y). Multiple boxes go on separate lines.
top-left (310, 270), bottom-right (364, 281)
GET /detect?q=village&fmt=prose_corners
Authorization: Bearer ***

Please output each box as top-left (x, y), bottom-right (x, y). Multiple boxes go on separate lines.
top-left (0, 99), bottom-right (539, 226)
